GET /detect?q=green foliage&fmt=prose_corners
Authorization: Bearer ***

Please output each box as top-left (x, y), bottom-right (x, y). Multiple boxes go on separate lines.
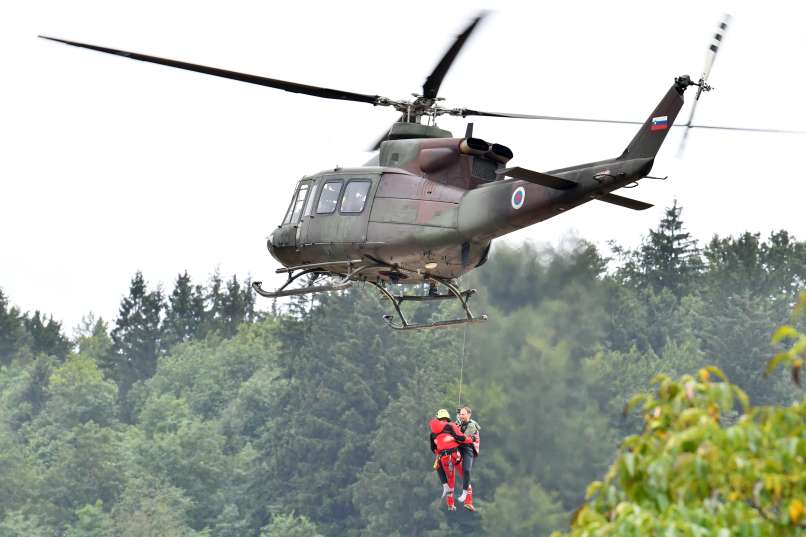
top-left (111, 476), bottom-right (200, 537)
top-left (481, 477), bottom-right (566, 537)
top-left (0, 511), bottom-right (49, 537)
top-left (22, 311), bottom-right (71, 361)
top-left (45, 354), bottom-right (118, 428)
top-left (74, 315), bottom-right (114, 367)
top-left (3, 204), bottom-right (806, 536)
top-left (127, 418), bottom-right (228, 529)
top-left (4, 356), bottom-right (54, 429)
top-left (162, 271), bottom-right (206, 350)
top-left (768, 291), bottom-right (806, 387)
top-left (354, 370), bottom-right (446, 536)
top-left (555, 367), bottom-right (806, 536)
top-left (219, 275), bottom-right (253, 338)
top-left (614, 200), bottom-right (701, 298)
top-left (0, 288), bottom-right (27, 366)
top-left (109, 271), bottom-right (165, 396)
top-left (140, 319), bottom-right (279, 420)
top-left (260, 513), bottom-right (324, 537)
top-left (0, 425), bottom-right (37, 519)
top-left (64, 501), bottom-right (111, 537)
top-left (35, 422), bottom-right (125, 525)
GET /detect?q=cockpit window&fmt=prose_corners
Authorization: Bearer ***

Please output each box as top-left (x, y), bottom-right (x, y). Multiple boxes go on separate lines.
top-left (339, 180), bottom-right (371, 213)
top-left (283, 181), bottom-right (311, 224)
top-left (316, 180), bottom-right (343, 214)
top-left (290, 183), bottom-right (310, 223)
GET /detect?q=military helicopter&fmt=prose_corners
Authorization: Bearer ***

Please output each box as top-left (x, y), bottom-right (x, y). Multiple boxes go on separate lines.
top-left (40, 14), bottom-right (799, 330)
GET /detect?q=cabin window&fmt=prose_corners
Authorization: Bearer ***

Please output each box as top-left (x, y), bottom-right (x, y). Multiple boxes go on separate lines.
top-left (316, 180), bottom-right (343, 214)
top-left (302, 182), bottom-right (319, 217)
top-left (339, 180), bottom-right (371, 213)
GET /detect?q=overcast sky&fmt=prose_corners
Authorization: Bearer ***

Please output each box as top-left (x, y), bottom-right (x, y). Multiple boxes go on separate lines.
top-left (3, 0), bottom-right (805, 333)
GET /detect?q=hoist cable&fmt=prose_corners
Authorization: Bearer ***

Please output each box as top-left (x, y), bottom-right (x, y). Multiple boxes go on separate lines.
top-left (457, 324), bottom-right (467, 409)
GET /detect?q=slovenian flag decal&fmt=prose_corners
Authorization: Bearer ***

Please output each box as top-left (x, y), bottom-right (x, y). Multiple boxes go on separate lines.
top-left (650, 115), bottom-right (668, 131)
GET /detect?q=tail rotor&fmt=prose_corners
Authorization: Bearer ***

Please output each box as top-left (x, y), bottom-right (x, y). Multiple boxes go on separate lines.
top-left (678, 13), bottom-right (731, 156)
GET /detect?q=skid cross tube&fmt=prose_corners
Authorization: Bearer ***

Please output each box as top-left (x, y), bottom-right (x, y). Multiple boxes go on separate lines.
top-left (368, 277), bottom-right (487, 331)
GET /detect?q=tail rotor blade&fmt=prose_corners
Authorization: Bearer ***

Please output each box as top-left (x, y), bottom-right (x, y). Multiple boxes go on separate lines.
top-left (678, 13), bottom-right (731, 157)
top-left (678, 97), bottom-right (700, 157)
top-left (702, 13), bottom-right (731, 83)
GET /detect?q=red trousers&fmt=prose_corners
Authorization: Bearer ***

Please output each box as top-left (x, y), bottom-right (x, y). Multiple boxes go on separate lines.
top-left (438, 451), bottom-right (464, 507)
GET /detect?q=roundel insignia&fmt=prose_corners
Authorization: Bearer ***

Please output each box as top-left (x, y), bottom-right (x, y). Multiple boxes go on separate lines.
top-left (511, 186), bottom-right (526, 210)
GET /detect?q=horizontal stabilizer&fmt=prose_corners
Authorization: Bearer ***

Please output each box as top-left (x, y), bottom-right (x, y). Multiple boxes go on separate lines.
top-left (597, 193), bottom-right (653, 211)
top-left (499, 167), bottom-right (576, 190)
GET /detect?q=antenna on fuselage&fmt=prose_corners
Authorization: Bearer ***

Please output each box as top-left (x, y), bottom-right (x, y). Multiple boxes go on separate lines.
top-left (465, 122), bottom-right (474, 138)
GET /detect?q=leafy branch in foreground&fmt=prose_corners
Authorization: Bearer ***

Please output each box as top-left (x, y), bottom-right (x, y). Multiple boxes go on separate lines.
top-left (555, 361), bottom-right (806, 535)
top-left (767, 291), bottom-right (806, 386)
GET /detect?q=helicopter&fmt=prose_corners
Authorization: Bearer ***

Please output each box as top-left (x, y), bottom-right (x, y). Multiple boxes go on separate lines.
top-left (40, 13), bottom-right (800, 330)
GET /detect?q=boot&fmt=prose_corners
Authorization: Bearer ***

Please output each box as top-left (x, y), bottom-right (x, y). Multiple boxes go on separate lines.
top-left (441, 483), bottom-right (450, 499)
top-left (464, 485), bottom-right (474, 512)
top-left (446, 492), bottom-right (456, 511)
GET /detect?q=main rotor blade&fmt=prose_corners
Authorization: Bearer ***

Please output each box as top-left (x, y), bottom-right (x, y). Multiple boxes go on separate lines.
top-left (422, 13), bottom-right (486, 99)
top-left (39, 35), bottom-right (382, 105)
top-left (688, 124), bottom-right (804, 134)
top-left (457, 108), bottom-right (644, 126)
top-left (455, 107), bottom-right (804, 134)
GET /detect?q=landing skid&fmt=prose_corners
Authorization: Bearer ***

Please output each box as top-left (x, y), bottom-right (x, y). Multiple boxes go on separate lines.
top-left (252, 259), bottom-right (367, 298)
top-left (368, 277), bottom-right (487, 331)
top-left (253, 259), bottom-right (487, 330)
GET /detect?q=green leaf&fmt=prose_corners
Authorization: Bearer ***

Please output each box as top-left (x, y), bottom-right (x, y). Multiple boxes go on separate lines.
top-left (704, 365), bottom-right (727, 383)
top-left (765, 352), bottom-right (790, 377)
top-left (624, 394), bottom-right (647, 416)
top-left (732, 386), bottom-right (750, 413)
top-left (771, 325), bottom-right (799, 345)
top-left (585, 481), bottom-right (603, 500)
top-left (624, 452), bottom-right (636, 478)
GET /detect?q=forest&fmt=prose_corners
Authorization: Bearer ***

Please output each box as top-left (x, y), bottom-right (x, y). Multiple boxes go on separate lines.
top-left (1, 202), bottom-right (806, 536)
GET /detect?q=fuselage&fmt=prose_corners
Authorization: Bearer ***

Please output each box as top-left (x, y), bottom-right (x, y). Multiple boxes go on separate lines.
top-left (267, 135), bottom-right (653, 284)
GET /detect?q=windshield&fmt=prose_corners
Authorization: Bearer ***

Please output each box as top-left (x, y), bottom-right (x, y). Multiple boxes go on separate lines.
top-left (283, 181), bottom-right (311, 224)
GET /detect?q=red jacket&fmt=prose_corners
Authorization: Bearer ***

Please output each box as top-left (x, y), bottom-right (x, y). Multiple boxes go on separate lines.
top-left (429, 418), bottom-right (468, 453)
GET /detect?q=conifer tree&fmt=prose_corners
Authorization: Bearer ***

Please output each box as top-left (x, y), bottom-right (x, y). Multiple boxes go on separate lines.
top-left (0, 288), bottom-right (26, 366)
top-left (162, 271), bottom-right (205, 349)
top-left (75, 314), bottom-right (114, 369)
top-left (109, 272), bottom-right (164, 394)
top-left (242, 276), bottom-right (257, 323)
top-left (203, 270), bottom-right (226, 336)
top-left (23, 311), bottom-right (71, 361)
top-left (220, 275), bottom-right (245, 338)
top-left (637, 200), bottom-right (701, 297)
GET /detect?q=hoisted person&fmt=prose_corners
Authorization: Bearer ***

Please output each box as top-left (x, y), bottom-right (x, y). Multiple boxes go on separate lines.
top-left (455, 406), bottom-right (480, 512)
top-left (428, 408), bottom-right (470, 510)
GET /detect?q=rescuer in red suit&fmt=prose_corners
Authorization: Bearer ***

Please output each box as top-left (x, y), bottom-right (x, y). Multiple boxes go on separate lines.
top-left (429, 408), bottom-right (470, 510)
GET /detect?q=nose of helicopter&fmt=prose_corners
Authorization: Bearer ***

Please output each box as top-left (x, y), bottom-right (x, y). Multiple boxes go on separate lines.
top-left (266, 230), bottom-right (280, 261)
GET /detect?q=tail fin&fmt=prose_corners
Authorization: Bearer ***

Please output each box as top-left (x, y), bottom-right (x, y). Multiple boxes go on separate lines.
top-left (619, 78), bottom-right (689, 160)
